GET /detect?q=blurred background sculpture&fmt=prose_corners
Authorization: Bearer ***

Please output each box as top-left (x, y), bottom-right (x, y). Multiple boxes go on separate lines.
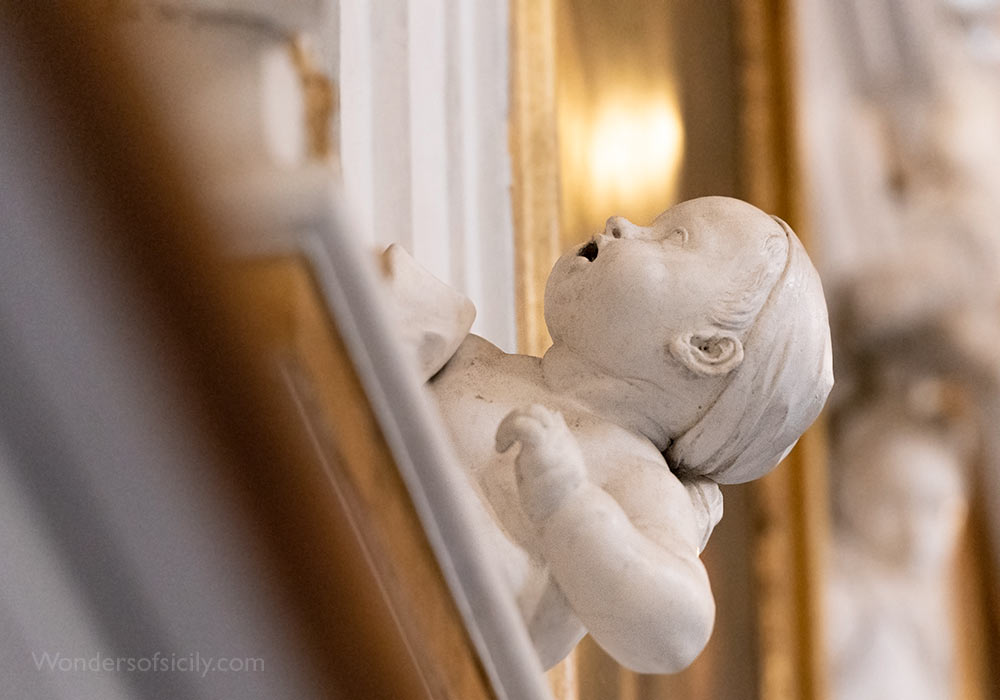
top-left (384, 196), bottom-right (833, 673)
top-left (797, 1), bottom-right (1000, 695)
top-left (822, 225), bottom-right (994, 699)
top-left (827, 379), bottom-right (971, 700)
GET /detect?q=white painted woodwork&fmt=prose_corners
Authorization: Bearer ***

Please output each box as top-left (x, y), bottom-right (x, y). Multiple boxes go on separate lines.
top-left (338, 0), bottom-right (516, 351)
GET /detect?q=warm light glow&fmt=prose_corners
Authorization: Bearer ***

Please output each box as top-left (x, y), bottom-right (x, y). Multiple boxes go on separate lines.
top-left (559, 88), bottom-right (685, 238)
top-left (586, 94), bottom-right (684, 209)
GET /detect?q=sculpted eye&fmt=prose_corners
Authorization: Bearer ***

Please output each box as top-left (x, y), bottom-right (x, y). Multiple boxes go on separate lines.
top-left (664, 227), bottom-right (688, 245)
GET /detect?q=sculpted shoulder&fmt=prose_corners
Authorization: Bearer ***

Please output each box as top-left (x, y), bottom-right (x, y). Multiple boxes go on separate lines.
top-left (430, 335), bottom-right (546, 464)
top-left (431, 334), bottom-right (544, 396)
top-left (434, 333), bottom-right (504, 374)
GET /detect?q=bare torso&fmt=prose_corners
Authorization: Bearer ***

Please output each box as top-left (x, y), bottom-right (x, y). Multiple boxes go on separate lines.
top-left (430, 335), bottom-right (704, 664)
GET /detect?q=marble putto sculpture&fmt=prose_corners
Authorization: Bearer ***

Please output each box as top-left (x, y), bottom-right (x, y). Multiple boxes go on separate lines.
top-left (383, 196), bottom-right (833, 673)
top-left (827, 386), bottom-right (969, 700)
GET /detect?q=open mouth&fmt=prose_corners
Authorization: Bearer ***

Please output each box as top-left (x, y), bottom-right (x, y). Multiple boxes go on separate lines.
top-left (577, 240), bottom-right (599, 262)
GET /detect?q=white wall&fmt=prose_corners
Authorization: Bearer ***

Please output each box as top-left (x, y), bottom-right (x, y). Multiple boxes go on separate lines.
top-left (120, 0), bottom-right (517, 351)
top-left (339, 0), bottom-right (517, 351)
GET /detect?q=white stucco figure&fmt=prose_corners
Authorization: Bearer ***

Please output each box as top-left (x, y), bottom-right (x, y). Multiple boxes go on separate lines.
top-left (827, 387), bottom-right (969, 700)
top-left (823, 230), bottom-right (985, 700)
top-left (382, 196), bottom-right (833, 673)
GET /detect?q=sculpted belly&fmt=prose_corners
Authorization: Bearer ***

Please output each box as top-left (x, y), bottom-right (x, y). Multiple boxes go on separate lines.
top-left (428, 335), bottom-right (719, 665)
top-left (429, 336), bottom-right (670, 541)
top-left (429, 342), bottom-right (589, 655)
top-left (430, 342), bottom-right (546, 559)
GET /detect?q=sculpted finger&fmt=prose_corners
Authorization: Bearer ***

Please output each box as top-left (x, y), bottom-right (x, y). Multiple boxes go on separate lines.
top-left (495, 411), bottom-right (522, 452)
top-left (525, 403), bottom-right (556, 427)
top-left (681, 477), bottom-right (724, 552)
top-left (515, 415), bottom-right (549, 446)
top-left (496, 410), bottom-right (545, 452)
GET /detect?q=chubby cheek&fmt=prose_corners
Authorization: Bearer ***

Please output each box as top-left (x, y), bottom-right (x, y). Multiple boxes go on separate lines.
top-left (589, 257), bottom-right (669, 329)
top-left (543, 259), bottom-right (587, 342)
top-left (548, 259), bottom-right (668, 360)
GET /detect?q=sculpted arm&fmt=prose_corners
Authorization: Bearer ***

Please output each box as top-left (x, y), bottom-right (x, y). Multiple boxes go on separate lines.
top-left (378, 244), bottom-right (476, 381)
top-left (497, 406), bottom-right (716, 673)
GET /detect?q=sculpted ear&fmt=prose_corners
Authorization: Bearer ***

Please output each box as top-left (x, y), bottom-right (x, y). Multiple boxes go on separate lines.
top-left (669, 330), bottom-right (744, 377)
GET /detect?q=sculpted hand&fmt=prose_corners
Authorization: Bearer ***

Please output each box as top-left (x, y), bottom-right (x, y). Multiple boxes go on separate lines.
top-left (680, 477), bottom-right (723, 553)
top-left (496, 405), bottom-right (587, 523)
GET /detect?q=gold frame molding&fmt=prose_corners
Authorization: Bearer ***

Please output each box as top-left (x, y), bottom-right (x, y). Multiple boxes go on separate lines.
top-left (509, 0), bottom-right (562, 358)
top-left (736, 2), bottom-right (831, 699)
top-left (509, 2), bottom-right (832, 699)
top-left (509, 2), bottom-right (582, 696)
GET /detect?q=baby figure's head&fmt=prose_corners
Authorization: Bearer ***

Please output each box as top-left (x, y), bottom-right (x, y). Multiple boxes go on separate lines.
top-left (544, 196), bottom-right (833, 483)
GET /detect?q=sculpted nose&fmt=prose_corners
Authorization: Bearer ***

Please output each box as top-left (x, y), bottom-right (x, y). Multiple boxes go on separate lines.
top-left (604, 216), bottom-right (640, 240)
